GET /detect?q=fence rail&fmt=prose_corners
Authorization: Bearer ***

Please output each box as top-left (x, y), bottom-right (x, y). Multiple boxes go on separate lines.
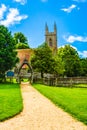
top-left (33, 76), bottom-right (87, 86)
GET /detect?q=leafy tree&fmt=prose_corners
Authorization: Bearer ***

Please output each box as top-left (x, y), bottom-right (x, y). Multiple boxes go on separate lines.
top-left (14, 32), bottom-right (30, 49)
top-left (31, 43), bottom-right (56, 78)
top-left (14, 32), bottom-right (28, 44)
top-left (57, 45), bottom-right (81, 77)
top-left (0, 25), bottom-right (19, 81)
top-left (54, 55), bottom-right (65, 76)
top-left (15, 42), bottom-right (29, 49)
top-left (80, 58), bottom-right (87, 76)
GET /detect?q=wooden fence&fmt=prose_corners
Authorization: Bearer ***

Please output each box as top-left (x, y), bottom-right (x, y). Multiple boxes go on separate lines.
top-left (33, 75), bottom-right (87, 86)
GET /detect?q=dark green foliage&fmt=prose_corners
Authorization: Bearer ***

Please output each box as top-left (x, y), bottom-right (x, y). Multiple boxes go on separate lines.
top-left (0, 83), bottom-right (23, 121)
top-left (57, 45), bottom-right (81, 77)
top-left (14, 32), bottom-right (30, 49)
top-left (80, 58), bottom-right (87, 76)
top-left (14, 32), bottom-right (28, 44)
top-left (31, 43), bottom-right (56, 77)
top-left (0, 25), bottom-right (19, 81)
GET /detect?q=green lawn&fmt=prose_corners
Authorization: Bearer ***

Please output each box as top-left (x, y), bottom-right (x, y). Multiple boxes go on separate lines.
top-left (74, 84), bottom-right (87, 88)
top-left (33, 84), bottom-right (87, 125)
top-left (0, 83), bottom-right (23, 121)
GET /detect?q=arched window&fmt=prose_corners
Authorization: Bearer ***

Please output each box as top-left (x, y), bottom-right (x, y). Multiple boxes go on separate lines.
top-left (49, 38), bottom-right (52, 47)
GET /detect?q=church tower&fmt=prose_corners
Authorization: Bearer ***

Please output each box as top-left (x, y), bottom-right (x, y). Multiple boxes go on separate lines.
top-left (45, 23), bottom-right (57, 54)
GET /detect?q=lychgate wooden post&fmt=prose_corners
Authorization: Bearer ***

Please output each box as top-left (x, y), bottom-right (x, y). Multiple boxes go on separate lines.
top-left (17, 58), bottom-right (33, 83)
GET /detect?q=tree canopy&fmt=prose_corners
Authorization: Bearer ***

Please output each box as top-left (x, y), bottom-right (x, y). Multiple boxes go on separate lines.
top-left (31, 43), bottom-right (56, 78)
top-left (0, 25), bottom-right (19, 81)
top-left (57, 45), bottom-right (81, 77)
top-left (15, 42), bottom-right (29, 49)
top-left (14, 32), bottom-right (30, 49)
top-left (80, 58), bottom-right (87, 76)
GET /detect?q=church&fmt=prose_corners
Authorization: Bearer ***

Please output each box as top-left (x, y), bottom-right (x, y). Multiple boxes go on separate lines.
top-left (17, 23), bottom-right (58, 66)
top-left (45, 23), bottom-right (57, 54)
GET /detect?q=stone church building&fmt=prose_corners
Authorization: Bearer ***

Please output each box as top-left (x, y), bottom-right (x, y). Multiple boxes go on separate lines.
top-left (45, 23), bottom-right (57, 54)
top-left (17, 23), bottom-right (58, 68)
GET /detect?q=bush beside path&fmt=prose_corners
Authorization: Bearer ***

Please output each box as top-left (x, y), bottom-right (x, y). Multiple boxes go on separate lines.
top-left (0, 82), bottom-right (87, 130)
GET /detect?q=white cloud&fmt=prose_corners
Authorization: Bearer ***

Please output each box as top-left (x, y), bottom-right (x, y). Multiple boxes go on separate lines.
top-left (59, 44), bottom-right (87, 58)
top-left (0, 8), bottom-right (28, 27)
top-left (70, 45), bottom-right (78, 50)
top-left (64, 35), bottom-right (87, 43)
top-left (71, 46), bottom-right (87, 58)
top-left (61, 4), bottom-right (77, 13)
top-left (0, 4), bottom-right (7, 20)
top-left (78, 51), bottom-right (87, 58)
top-left (14, 0), bottom-right (27, 5)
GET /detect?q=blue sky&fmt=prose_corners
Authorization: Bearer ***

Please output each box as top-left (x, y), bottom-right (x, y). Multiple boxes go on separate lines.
top-left (0, 0), bottom-right (87, 57)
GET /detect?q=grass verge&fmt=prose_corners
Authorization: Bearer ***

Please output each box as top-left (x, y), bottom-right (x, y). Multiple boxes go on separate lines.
top-left (0, 83), bottom-right (23, 121)
top-left (33, 84), bottom-right (87, 125)
top-left (74, 84), bottom-right (87, 88)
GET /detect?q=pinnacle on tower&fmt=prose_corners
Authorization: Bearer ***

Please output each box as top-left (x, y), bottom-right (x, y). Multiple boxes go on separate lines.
top-left (54, 22), bottom-right (57, 33)
top-left (45, 23), bottom-right (49, 33)
top-left (45, 23), bottom-right (57, 54)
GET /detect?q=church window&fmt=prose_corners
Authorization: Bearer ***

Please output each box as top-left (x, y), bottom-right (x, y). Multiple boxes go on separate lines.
top-left (49, 38), bottom-right (52, 47)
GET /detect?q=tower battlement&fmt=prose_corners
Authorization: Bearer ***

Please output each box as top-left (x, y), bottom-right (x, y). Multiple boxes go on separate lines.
top-left (45, 23), bottom-right (57, 54)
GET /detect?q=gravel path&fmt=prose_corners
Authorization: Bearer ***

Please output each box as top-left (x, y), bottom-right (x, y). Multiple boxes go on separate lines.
top-left (0, 82), bottom-right (87, 130)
